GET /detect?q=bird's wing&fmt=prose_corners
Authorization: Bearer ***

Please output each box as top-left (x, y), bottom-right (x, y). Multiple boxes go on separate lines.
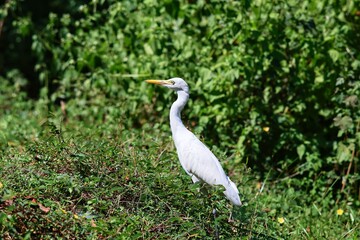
top-left (175, 130), bottom-right (229, 186)
top-left (174, 128), bottom-right (242, 206)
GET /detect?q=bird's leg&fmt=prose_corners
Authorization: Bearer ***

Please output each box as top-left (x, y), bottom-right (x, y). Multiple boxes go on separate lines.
top-left (212, 207), bottom-right (219, 240)
top-left (199, 182), bottom-right (209, 196)
top-left (228, 208), bottom-right (234, 222)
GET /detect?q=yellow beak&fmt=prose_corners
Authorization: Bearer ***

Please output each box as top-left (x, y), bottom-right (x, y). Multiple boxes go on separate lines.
top-left (145, 79), bottom-right (172, 85)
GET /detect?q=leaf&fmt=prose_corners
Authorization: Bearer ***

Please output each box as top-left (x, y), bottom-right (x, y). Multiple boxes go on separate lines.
top-left (328, 49), bottom-right (340, 63)
top-left (90, 219), bottom-right (97, 227)
top-left (38, 203), bottom-right (51, 213)
top-left (143, 43), bottom-right (154, 55)
top-left (297, 144), bottom-right (306, 160)
top-left (337, 142), bottom-right (351, 163)
top-left (315, 75), bottom-right (324, 83)
top-left (333, 116), bottom-right (353, 131)
top-left (5, 199), bottom-right (14, 206)
top-left (344, 95), bottom-right (358, 107)
top-left (351, 59), bottom-right (360, 70)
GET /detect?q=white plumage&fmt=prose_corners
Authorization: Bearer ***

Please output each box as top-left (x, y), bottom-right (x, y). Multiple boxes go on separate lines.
top-left (146, 77), bottom-right (242, 206)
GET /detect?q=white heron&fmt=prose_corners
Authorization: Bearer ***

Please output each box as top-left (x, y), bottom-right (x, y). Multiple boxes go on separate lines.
top-left (146, 77), bottom-right (242, 206)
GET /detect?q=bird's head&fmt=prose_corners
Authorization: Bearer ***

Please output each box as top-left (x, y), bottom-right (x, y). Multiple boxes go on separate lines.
top-left (146, 77), bottom-right (189, 93)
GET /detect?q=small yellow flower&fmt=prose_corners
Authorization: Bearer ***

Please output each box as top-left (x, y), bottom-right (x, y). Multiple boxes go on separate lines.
top-left (277, 217), bottom-right (285, 224)
top-left (336, 209), bottom-right (344, 216)
top-left (263, 127), bottom-right (270, 132)
top-left (61, 209), bottom-right (67, 214)
top-left (74, 214), bottom-right (79, 219)
top-left (0, 182), bottom-right (3, 189)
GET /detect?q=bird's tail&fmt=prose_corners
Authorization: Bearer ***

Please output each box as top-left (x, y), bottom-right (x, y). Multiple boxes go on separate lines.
top-left (224, 177), bottom-right (242, 206)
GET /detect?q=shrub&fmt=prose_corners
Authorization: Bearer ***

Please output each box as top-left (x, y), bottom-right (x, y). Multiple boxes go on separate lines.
top-left (3, 0), bottom-right (360, 202)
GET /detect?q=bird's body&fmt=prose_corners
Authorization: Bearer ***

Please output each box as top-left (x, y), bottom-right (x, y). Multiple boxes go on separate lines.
top-left (146, 77), bottom-right (241, 206)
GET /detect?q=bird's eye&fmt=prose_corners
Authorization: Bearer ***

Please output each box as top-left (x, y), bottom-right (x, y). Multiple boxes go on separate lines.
top-left (170, 80), bottom-right (175, 85)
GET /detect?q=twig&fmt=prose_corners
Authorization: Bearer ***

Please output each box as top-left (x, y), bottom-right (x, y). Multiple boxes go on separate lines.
top-left (0, 19), bottom-right (3, 39)
top-left (341, 145), bottom-right (355, 193)
top-left (0, 0), bottom-right (10, 39)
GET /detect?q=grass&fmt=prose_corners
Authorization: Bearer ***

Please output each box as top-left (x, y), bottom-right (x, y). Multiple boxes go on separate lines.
top-left (0, 92), bottom-right (359, 239)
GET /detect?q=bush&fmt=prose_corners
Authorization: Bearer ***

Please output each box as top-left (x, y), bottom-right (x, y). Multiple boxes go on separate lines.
top-left (3, 0), bottom-right (360, 202)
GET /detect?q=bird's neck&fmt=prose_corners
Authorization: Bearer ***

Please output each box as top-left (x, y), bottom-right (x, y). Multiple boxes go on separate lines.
top-left (170, 90), bottom-right (189, 132)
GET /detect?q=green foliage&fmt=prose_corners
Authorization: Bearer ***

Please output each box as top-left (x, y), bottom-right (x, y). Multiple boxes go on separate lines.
top-left (0, 96), bottom-right (358, 238)
top-left (26, 0), bottom-right (360, 201)
top-left (1, 0), bottom-right (360, 238)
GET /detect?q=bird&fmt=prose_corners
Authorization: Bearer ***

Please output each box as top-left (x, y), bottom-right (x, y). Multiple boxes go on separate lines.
top-left (146, 77), bottom-right (242, 206)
